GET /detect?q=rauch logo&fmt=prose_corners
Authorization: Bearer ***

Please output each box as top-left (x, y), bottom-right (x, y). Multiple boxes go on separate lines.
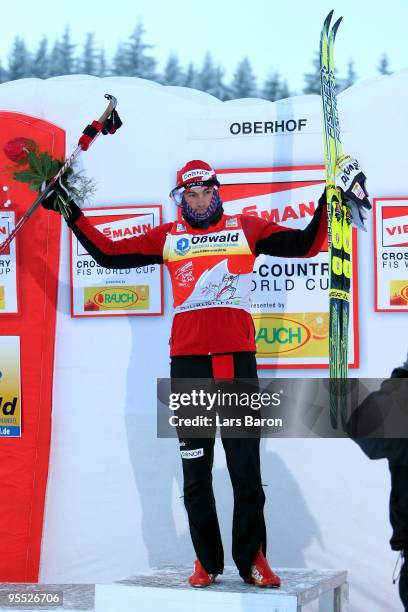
top-left (254, 315), bottom-right (311, 356)
top-left (92, 288), bottom-right (139, 309)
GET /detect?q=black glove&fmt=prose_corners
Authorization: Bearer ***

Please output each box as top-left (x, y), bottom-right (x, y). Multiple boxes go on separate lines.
top-left (41, 177), bottom-right (71, 213)
top-left (40, 177), bottom-right (82, 222)
top-left (335, 155), bottom-right (372, 231)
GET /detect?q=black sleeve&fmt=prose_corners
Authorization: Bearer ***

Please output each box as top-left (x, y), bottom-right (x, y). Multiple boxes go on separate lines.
top-left (352, 367), bottom-right (408, 465)
top-left (255, 193), bottom-right (326, 258)
top-left (66, 202), bottom-right (165, 269)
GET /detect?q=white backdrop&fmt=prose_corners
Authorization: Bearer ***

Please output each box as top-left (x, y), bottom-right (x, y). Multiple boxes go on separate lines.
top-left (1, 73), bottom-right (407, 611)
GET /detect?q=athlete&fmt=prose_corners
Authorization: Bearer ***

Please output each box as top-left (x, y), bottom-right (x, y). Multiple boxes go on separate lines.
top-left (42, 158), bottom-right (368, 588)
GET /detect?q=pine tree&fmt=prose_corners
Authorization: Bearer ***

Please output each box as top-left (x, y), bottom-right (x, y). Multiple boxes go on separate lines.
top-left (162, 53), bottom-right (184, 85)
top-left (49, 27), bottom-right (77, 76)
top-left (97, 47), bottom-right (107, 77)
top-left (230, 57), bottom-right (257, 99)
top-left (81, 33), bottom-right (98, 75)
top-left (303, 51), bottom-right (321, 94)
top-left (8, 37), bottom-right (31, 81)
top-left (183, 62), bottom-right (197, 89)
top-left (262, 72), bottom-right (292, 102)
top-left (31, 36), bottom-right (49, 79)
top-left (341, 60), bottom-right (357, 90)
top-left (122, 22), bottom-right (157, 79)
top-left (279, 79), bottom-right (291, 99)
top-left (213, 65), bottom-right (232, 100)
top-left (184, 62), bottom-right (197, 88)
top-left (49, 41), bottom-right (61, 77)
top-left (195, 53), bottom-right (230, 99)
top-left (262, 72), bottom-right (280, 101)
top-left (196, 52), bottom-right (217, 92)
top-left (0, 59), bottom-right (8, 83)
top-left (378, 54), bottom-right (391, 75)
top-left (112, 43), bottom-right (128, 76)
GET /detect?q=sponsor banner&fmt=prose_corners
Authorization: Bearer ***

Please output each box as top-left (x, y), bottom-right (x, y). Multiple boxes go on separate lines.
top-left (374, 199), bottom-right (408, 311)
top-left (0, 336), bottom-right (21, 437)
top-left (70, 206), bottom-right (163, 316)
top-left (188, 110), bottom-right (350, 140)
top-left (0, 212), bottom-right (18, 313)
top-left (188, 111), bottom-right (350, 140)
top-left (217, 166), bottom-right (359, 368)
top-left (0, 111), bottom-right (64, 582)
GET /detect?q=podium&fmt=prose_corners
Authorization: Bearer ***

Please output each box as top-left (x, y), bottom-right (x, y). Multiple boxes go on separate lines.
top-left (98, 566), bottom-right (349, 612)
top-left (0, 567), bottom-right (349, 611)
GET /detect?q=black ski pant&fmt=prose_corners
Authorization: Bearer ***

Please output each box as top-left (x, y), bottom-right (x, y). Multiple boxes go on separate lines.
top-left (389, 463), bottom-right (408, 611)
top-left (170, 352), bottom-right (266, 578)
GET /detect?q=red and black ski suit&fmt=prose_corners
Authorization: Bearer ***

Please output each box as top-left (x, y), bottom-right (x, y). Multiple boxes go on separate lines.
top-left (66, 195), bottom-right (327, 578)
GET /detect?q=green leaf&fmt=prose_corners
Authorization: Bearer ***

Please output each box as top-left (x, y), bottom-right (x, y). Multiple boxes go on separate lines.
top-left (28, 178), bottom-right (43, 191)
top-left (41, 153), bottom-right (52, 177)
top-left (27, 150), bottom-right (43, 176)
top-left (50, 160), bottom-right (60, 176)
top-left (42, 152), bottom-right (59, 179)
top-left (14, 170), bottom-right (41, 184)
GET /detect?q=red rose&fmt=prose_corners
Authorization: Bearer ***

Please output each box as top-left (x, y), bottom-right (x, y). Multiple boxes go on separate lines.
top-left (3, 137), bottom-right (37, 165)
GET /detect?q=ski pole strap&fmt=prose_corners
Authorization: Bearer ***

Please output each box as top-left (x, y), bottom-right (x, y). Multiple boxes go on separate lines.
top-left (78, 121), bottom-right (103, 151)
top-left (78, 111), bottom-right (122, 150)
top-left (102, 109), bottom-right (122, 135)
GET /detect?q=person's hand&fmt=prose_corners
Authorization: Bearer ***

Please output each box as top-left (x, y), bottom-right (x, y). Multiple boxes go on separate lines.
top-left (41, 177), bottom-right (71, 213)
top-left (335, 155), bottom-right (372, 231)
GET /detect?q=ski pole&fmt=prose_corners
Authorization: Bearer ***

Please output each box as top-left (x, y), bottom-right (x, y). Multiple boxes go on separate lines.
top-left (0, 93), bottom-right (118, 255)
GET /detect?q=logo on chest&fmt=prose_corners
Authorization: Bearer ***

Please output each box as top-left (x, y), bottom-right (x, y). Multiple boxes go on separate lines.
top-left (175, 237), bottom-right (191, 256)
top-left (175, 261), bottom-right (195, 287)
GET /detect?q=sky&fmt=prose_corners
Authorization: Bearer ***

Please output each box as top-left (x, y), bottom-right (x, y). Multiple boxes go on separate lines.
top-left (1, 0), bottom-right (408, 92)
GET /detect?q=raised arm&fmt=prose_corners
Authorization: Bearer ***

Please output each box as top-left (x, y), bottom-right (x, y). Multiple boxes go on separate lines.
top-left (66, 202), bottom-right (170, 269)
top-left (242, 191), bottom-right (327, 258)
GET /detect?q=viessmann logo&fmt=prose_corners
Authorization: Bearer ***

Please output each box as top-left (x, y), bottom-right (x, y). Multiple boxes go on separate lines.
top-left (382, 207), bottom-right (408, 247)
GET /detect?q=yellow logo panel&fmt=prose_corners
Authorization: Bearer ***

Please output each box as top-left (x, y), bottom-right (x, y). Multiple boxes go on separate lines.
top-left (84, 286), bottom-right (150, 311)
top-left (390, 280), bottom-right (408, 306)
top-left (254, 312), bottom-right (329, 358)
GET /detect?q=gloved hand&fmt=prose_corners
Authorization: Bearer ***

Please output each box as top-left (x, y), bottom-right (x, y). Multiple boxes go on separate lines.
top-left (41, 177), bottom-right (70, 212)
top-left (41, 177), bottom-right (73, 219)
top-left (335, 155), bottom-right (372, 231)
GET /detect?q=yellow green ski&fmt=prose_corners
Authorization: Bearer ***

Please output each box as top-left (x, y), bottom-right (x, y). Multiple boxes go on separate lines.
top-left (320, 11), bottom-right (352, 429)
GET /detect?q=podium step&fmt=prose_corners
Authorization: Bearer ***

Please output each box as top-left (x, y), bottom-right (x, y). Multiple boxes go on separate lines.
top-left (102, 566), bottom-right (349, 612)
top-left (0, 567), bottom-right (349, 612)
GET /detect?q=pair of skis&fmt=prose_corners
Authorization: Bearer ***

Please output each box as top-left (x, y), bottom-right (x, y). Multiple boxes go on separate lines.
top-left (320, 10), bottom-right (352, 429)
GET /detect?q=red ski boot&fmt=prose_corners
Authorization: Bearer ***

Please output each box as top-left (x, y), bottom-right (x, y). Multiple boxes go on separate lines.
top-left (188, 560), bottom-right (217, 587)
top-left (245, 550), bottom-right (281, 588)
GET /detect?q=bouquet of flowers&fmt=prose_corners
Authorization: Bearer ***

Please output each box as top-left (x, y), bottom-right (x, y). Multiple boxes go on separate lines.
top-left (4, 137), bottom-right (95, 217)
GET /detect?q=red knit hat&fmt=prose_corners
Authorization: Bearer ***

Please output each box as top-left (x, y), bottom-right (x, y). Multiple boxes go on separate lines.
top-left (170, 160), bottom-right (220, 205)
